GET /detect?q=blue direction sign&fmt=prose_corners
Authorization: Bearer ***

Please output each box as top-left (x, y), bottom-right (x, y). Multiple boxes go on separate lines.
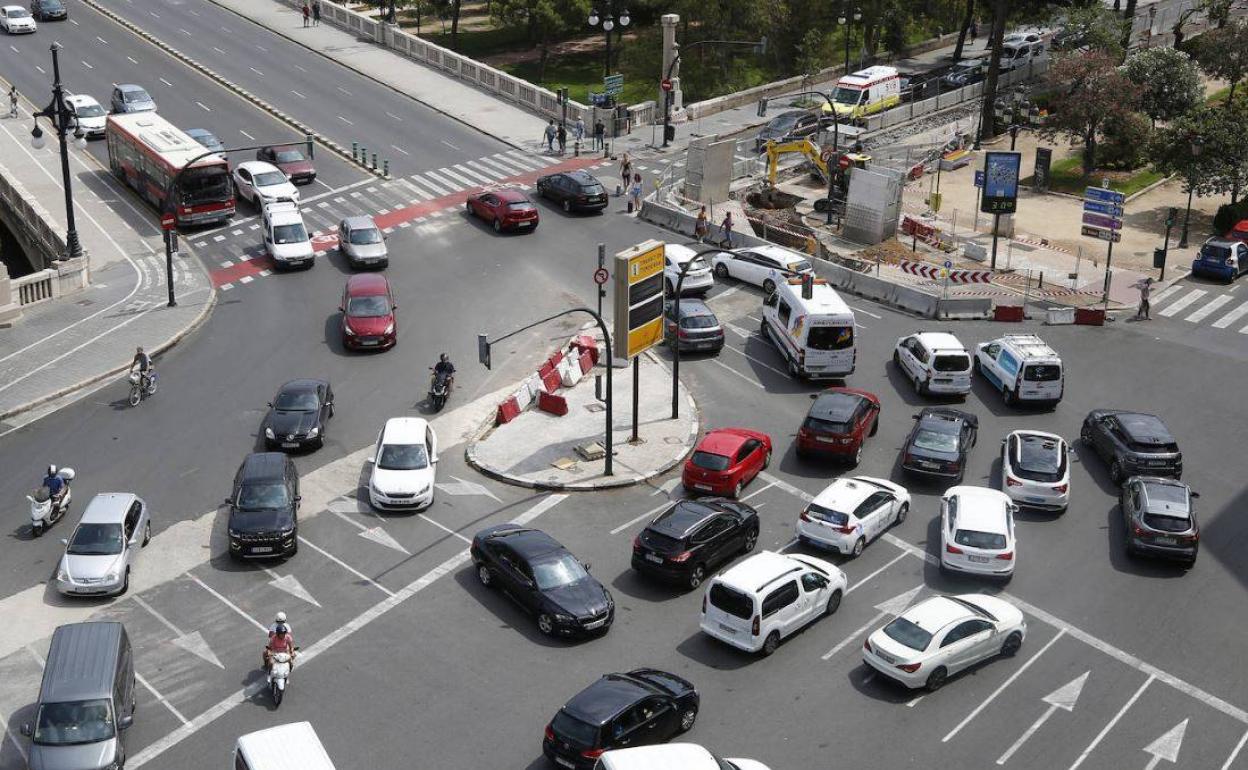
top-left (1082, 212), bottom-right (1122, 230)
top-left (1084, 186), bottom-right (1125, 204)
top-left (603, 74), bottom-right (624, 96)
top-left (1083, 200), bottom-right (1124, 217)
top-left (974, 170), bottom-right (984, 188)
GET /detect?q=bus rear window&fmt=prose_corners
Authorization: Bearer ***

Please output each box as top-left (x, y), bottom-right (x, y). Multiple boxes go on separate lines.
top-left (807, 325), bottom-right (854, 351)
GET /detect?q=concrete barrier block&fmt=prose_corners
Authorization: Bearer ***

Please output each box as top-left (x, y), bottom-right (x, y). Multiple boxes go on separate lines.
top-left (1045, 307), bottom-right (1076, 325)
top-left (540, 369), bottom-right (562, 393)
top-left (963, 242), bottom-right (988, 262)
top-left (938, 298), bottom-right (992, 319)
top-left (578, 350), bottom-right (594, 375)
top-left (560, 357), bottom-right (583, 387)
top-left (512, 384), bottom-right (534, 411)
top-left (892, 285), bottom-right (939, 317)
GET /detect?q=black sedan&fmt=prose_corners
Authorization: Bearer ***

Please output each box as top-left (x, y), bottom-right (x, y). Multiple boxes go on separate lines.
top-left (471, 525), bottom-right (613, 637)
top-left (631, 499), bottom-right (759, 589)
top-left (263, 379), bottom-right (334, 452)
top-left (535, 169), bottom-right (609, 213)
top-left (543, 669), bottom-right (699, 769)
top-left (1120, 476), bottom-right (1200, 564)
top-left (901, 407), bottom-right (978, 481)
top-left (1081, 409), bottom-right (1182, 484)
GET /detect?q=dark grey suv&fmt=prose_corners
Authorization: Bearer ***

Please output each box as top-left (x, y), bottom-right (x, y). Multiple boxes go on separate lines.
top-left (1081, 410), bottom-right (1182, 484)
top-left (664, 298), bottom-right (724, 354)
top-left (1120, 476), bottom-right (1199, 564)
top-left (227, 452), bottom-right (300, 560)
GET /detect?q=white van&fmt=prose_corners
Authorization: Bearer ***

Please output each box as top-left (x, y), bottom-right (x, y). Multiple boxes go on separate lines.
top-left (761, 277), bottom-right (856, 379)
top-left (262, 199), bottom-right (314, 269)
top-left (234, 722), bottom-right (336, 770)
top-left (974, 334), bottom-right (1064, 406)
top-left (823, 66), bottom-right (901, 122)
top-left (999, 39), bottom-right (1045, 72)
top-left (893, 331), bottom-right (973, 397)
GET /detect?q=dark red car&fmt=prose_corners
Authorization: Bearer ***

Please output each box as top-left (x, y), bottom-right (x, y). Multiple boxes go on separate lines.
top-left (796, 387), bottom-right (881, 465)
top-left (257, 145), bottom-right (316, 185)
top-left (682, 428), bottom-right (772, 498)
top-left (340, 273), bottom-right (396, 350)
top-left (1226, 219), bottom-right (1248, 244)
top-left (465, 187), bottom-right (539, 232)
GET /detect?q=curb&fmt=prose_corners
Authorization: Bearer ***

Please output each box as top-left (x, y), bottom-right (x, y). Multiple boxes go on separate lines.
top-left (78, 0), bottom-right (383, 178)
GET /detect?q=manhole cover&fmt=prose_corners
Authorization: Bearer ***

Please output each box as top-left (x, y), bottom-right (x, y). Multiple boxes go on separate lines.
top-left (664, 436), bottom-right (683, 445)
top-left (585, 403), bottom-right (605, 413)
top-left (76, 299), bottom-right (94, 307)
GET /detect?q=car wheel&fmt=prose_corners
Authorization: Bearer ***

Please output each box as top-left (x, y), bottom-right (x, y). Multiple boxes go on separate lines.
top-left (714, 263), bottom-right (730, 280)
top-left (850, 444), bottom-right (863, 466)
top-left (1004, 387), bottom-right (1017, 406)
top-left (761, 631), bottom-right (781, 657)
top-left (851, 537), bottom-right (865, 558)
top-left (733, 481), bottom-right (744, 498)
top-left (1000, 632), bottom-right (1023, 657)
top-left (118, 569), bottom-right (130, 596)
top-left (679, 707), bottom-right (698, 733)
top-left (687, 564), bottom-right (706, 590)
top-left (537, 613), bottom-right (555, 635)
top-left (915, 375), bottom-right (927, 396)
top-left (824, 589), bottom-right (842, 616)
top-left (743, 528), bottom-right (758, 553)
top-left (893, 350), bottom-right (901, 367)
top-left (492, 217), bottom-right (502, 232)
top-left (925, 666), bottom-right (948, 692)
top-left (562, 199), bottom-right (572, 213)
top-left (788, 357), bottom-right (800, 378)
top-left (895, 502), bottom-right (909, 525)
top-left (972, 357), bottom-right (981, 374)
top-left (1110, 460), bottom-right (1124, 485)
top-left (762, 278), bottom-right (777, 295)
top-left (465, 201), bottom-right (473, 214)
top-left (142, 522), bottom-right (151, 547)
top-left (869, 416), bottom-right (879, 437)
top-left (762, 449), bottom-right (772, 469)
top-left (477, 565), bottom-right (493, 587)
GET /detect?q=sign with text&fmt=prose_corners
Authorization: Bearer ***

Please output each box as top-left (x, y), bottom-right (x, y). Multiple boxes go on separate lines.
top-left (613, 240), bottom-right (666, 359)
top-left (1033, 147), bottom-right (1052, 192)
top-left (1082, 212), bottom-right (1122, 230)
top-left (1083, 200), bottom-right (1124, 217)
top-left (604, 74), bottom-right (624, 96)
top-left (980, 151), bottom-right (1021, 214)
top-left (1081, 225), bottom-right (1121, 243)
top-left (1084, 186), bottom-right (1125, 204)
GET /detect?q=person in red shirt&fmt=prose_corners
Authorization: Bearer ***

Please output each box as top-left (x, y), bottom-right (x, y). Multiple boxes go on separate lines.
top-left (263, 615), bottom-right (296, 672)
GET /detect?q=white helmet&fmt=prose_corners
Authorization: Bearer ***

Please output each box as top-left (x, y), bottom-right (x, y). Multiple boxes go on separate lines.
top-left (275, 611), bottom-right (287, 624)
top-left (47, 464), bottom-right (57, 477)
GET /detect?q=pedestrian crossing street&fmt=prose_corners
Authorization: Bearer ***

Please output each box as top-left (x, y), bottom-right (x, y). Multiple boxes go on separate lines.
top-left (1150, 282), bottom-right (1248, 333)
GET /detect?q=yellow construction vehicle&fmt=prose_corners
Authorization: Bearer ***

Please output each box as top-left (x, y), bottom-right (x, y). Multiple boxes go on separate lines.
top-left (763, 139), bottom-right (871, 186)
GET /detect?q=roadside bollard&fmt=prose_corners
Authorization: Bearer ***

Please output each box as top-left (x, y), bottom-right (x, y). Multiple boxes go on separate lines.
top-left (359, 146), bottom-right (367, 167)
top-left (574, 140), bottom-right (580, 157)
top-left (383, 160), bottom-right (390, 177)
top-left (352, 142), bottom-right (358, 163)
top-left (371, 153), bottom-right (378, 171)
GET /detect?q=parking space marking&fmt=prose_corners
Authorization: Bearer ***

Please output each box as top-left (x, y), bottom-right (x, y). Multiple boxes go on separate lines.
top-left (296, 536), bottom-right (395, 597)
top-left (739, 481), bottom-right (776, 501)
top-left (943, 628), bottom-right (1067, 742)
top-left (189, 575), bottom-right (267, 632)
top-left (820, 584), bottom-right (923, 660)
top-left (848, 304), bottom-right (883, 319)
top-left (723, 343), bottom-right (788, 377)
top-left (134, 672), bottom-right (188, 724)
top-left (610, 498), bottom-right (680, 535)
top-left (708, 357), bottom-right (766, 389)
top-left (995, 671), bottom-right (1089, 765)
top-left (906, 694), bottom-right (925, 708)
top-left (845, 550), bottom-right (909, 594)
top-left (1068, 675), bottom-right (1155, 770)
top-left (1221, 729), bottom-right (1248, 770)
top-left (131, 595), bottom-right (224, 669)
top-left (418, 513), bottom-right (473, 544)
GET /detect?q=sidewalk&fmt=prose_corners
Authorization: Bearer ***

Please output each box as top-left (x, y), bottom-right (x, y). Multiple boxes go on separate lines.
top-left (0, 105), bottom-right (214, 425)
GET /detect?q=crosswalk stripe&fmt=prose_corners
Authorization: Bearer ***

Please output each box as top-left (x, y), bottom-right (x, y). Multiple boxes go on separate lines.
top-left (473, 157), bottom-right (517, 177)
top-left (497, 151), bottom-right (544, 171)
top-left (454, 163), bottom-right (495, 185)
top-left (437, 167), bottom-right (476, 188)
top-left (424, 169), bottom-right (464, 191)
top-left (397, 177), bottom-right (433, 200)
top-left (352, 191), bottom-right (389, 212)
top-left (466, 160), bottom-right (505, 180)
top-left (1184, 293), bottom-right (1233, 323)
top-left (1157, 289), bottom-right (1206, 317)
top-left (505, 149), bottom-right (555, 168)
top-left (409, 174), bottom-right (450, 197)
top-left (1151, 284), bottom-right (1186, 305)
top-left (489, 153), bottom-right (534, 174)
top-left (1212, 299), bottom-right (1248, 329)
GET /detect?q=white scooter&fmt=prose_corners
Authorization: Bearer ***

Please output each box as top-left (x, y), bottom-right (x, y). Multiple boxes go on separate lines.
top-left (267, 648), bottom-right (297, 707)
top-left (27, 468), bottom-right (74, 537)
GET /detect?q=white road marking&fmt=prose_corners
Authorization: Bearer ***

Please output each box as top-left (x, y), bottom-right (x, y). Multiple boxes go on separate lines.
top-left (294, 64), bottom-right (306, 72)
top-left (396, 177), bottom-right (433, 200)
top-left (68, 16), bottom-right (77, 22)
top-left (297, 536), bottom-right (395, 597)
top-left (189, 575), bottom-right (266, 632)
top-left (995, 671), bottom-right (1089, 764)
top-left (1212, 299), bottom-right (1248, 328)
top-left (263, 569), bottom-right (319, 606)
top-left (249, 66), bottom-right (264, 77)
top-left (96, 36), bottom-right (108, 44)
top-left (848, 303), bottom-right (882, 319)
top-left (708, 357), bottom-right (766, 389)
top-left (438, 167), bottom-right (476, 188)
top-left (134, 672), bottom-right (188, 724)
top-left (845, 551), bottom-right (909, 594)
top-left (418, 514), bottom-right (472, 544)
top-left (423, 169), bottom-right (462, 192)
top-left (1157, 288), bottom-right (1205, 317)
top-left (337, 86), bottom-right (351, 95)
top-left (255, 45), bottom-right (267, 52)
top-left (1150, 284), bottom-right (1186, 305)
top-left (1221, 728), bottom-right (1248, 770)
top-left (195, 101), bottom-right (211, 112)
top-left (1142, 720), bottom-right (1188, 769)
top-left (481, 154), bottom-right (527, 175)
top-left (126, 55), bottom-right (138, 64)
top-left (212, 46), bottom-right (226, 55)
top-left (1067, 676), bottom-right (1155, 770)
top-left (131, 595), bottom-right (224, 669)
top-left (821, 585), bottom-right (924, 660)
top-left (945, 629), bottom-right (1068, 742)
top-left (410, 174), bottom-right (450, 197)
top-left (723, 343), bottom-right (788, 378)
top-left (291, 90), bottom-right (305, 99)
top-left (1184, 292), bottom-right (1232, 322)
top-left (386, 111), bottom-right (402, 121)
top-left (905, 695), bottom-right (925, 708)
top-left (739, 481), bottom-right (776, 501)
top-left (391, 144), bottom-right (409, 156)
top-left (454, 163), bottom-right (495, 185)
top-left (610, 499), bottom-right (680, 535)
top-left (239, 129), bottom-right (254, 140)
top-left (466, 160), bottom-right (504, 179)
top-left (81, 60), bottom-right (93, 70)
top-left (337, 115), bottom-right (353, 125)
top-left (178, 27), bottom-right (190, 35)
top-left (441, 139), bottom-right (459, 150)
top-left (508, 149), bottom-right (555, 168)
top-left (159, 77), bottom-right (173, 87)
top-left (328, 509), bottom-right (410, 555)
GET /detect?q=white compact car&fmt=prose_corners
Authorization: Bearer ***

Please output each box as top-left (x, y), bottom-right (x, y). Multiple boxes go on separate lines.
top-left (56, 493), bottom-right (151, 597)
top-left (597, 743), bottom-right (771, 770)
top-left (939, 486), bottom-right (1017, 579)
top-left (709, 245), bottom-right (814, 295)
top-left (863, 593), bottom-right (1026, 691)
top-left (0, 5), bottom-right (36, 32)
top-left (796, 476), bottom-right (910, 557)
top-left (664, 243), bottom-right (714, 296)
top-left (700, 551), bottom-right (846, 656)
top-left (262, 200), bottom-right (313, 268)
top-left (63, 94), bottom-right (108, 138)
top-left (233, 160), bottom-right (300, 206)
top-left (893, 331), bottom-right (972, 397)
top-left (368, 417), bottom-right (438, 510)
top-left (1001, 430), bottom-right (1070, 512)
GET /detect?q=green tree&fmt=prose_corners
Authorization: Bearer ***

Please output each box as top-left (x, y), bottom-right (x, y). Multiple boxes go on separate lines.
top-left (951, 0), bottom-right (975, 62)
top-left (490, 0), bottom-right (590, 82)
top-left (1049, 3), bottom-right (1127, 60)
top-left (1192, 19), bottom-right (1248, 105)
top-left (1122, 47), bottom-right (1203, 127)
top-left (1150, 98), bottom-right (1248, 203)
top-left (795, 28), bottom-right (829, 89)
top-left (1037, 52), bottom-right (1141, 173)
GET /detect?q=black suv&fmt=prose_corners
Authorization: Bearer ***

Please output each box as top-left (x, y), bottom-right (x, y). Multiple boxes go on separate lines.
top-left (30, 0), bottom-right (65, 20)
top-left (1081, 410), bottom-right (1182, 484)
top-left (470, 525), bottom-right (614, 637)
top-left (901, 407), bottom-right (978, 480)
top-left (535, 170), bottom-right (609, 213)
top-left (227, 452), bottom-right (299, 559)
top-left (542, 669), bottom-right (699, 769)
top-left (631, 499), bottom-right (759, 589)
top-left (755, 109), bottom-right (825, 150)
top-left (663, 299), bottom-right (724, 354)
top-left (1120, 476), bottom-right (1199, 564)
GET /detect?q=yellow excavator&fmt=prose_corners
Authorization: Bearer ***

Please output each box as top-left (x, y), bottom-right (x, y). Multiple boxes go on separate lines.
top-left (763, 139), bottom-right (870, 186)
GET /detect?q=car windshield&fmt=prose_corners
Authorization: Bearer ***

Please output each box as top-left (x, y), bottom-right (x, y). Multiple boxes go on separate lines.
top-left (954, 528), bottom-right (1007, 549)
top-left (883, 617), bottom-right (932, 651)
top-left (347, 296), bottom-right (390, 317)
top-left (1015, 437), bottom-right (1065, 482)
top-left (767, 115), bottom-right (799, 131)
top-left (1201, 243), bottom-right (1232, 262)
top-left (8, 9), bottom-right (31, 17)
top-left (833, 87), bottom-right (863, 105)
top-left (274, 391), bottom-right (318, 411)
top-left (274, 150), bottom-right (305, 163)
top-left (551, 710), bottom-right (598, 747)
top-left (180, 166), bottom-right (231, 206)
top-left (348, 227), bottom-right (382, 245)
top-left (272, 223), bottom-right (308, 245)
top-left (913, 428), bottom-right (958, 453)
top-left (378, 443), bottom-right (428, 471)
top-left (805, 502), bottom-right (849, 526)
top-left (531, 554), bottom-right (590, 590)
top-left (1023, 364), bottom-right (1061, 381)
top-left (808, 325), bottom-right (853, 351)
top-left (67, 523), bottom-right (125, 556)
top-left (255, 171), bottom-right (288, 187)
top-left (238, 483), bottom-right (289, 510)
top-left (33, 699), bottom-right (114, 746)
top-left (506, 201), bottom-right (533, 210)
top-left (75, 103), bottom-right (105, 118)
top-left (933, 354), bottom-right (970, 372)
top-left (691, 451), bottom-right (731, 471)
top-left (124, 89), bottom-right (150, 103)
top-left (1145, 482), bottom-right (1188, 506)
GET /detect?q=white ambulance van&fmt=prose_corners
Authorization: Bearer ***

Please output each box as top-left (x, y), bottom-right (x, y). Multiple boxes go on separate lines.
top-left (823, 66), bottom-right (901, 122)
top-left (761, 277), bottom-right (856, 379)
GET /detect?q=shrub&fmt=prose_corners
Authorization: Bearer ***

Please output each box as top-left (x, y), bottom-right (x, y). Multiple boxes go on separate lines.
top-left (1098, 112), bottom-right (1151, 171)
top-left (1213, 199), bottom-right (1248, 234)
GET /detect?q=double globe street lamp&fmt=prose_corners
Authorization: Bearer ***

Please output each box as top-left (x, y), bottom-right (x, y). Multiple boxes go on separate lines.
top-left (588, 3), bottom-right (629, 81)
top-left (838, 5), bottom-right (862, 74)
top-left (30, 41), bottom-right (87, 264)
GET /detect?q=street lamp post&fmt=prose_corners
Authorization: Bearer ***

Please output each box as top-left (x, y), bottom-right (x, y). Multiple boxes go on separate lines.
top-left (1178, 137), bottom-right (1203, 249)
top-left (838, 4), bottom-right (862, 74)
top-left (30, 42), bottom-right (87, 266)
top-left (588, 3), bottom-right (630, 81)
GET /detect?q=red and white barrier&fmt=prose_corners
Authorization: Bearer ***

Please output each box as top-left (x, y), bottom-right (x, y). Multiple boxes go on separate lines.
top-left (899, 259), bottom-right (992, 284)
top-left (494, 333), bottom-right (605, 425)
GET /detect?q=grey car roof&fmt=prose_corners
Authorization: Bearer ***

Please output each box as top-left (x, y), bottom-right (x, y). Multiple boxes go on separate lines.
top-left (672, 299), bottom-right (715, 319)
top-left (40, 622), bottom-right (125, 703)
top-left (340, 215), bottom-right (378, 230)
top-left (80, 493), bottom-right (138, 524)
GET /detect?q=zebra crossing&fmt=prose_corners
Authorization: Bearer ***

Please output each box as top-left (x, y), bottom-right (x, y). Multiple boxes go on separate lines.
top-left (1150, 282), bottom-right (1248, 333)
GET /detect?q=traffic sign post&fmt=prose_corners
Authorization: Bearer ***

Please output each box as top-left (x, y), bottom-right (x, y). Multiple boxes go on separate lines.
top-left (1082, 186), bottom-right (1125, 306)
top-left (614, 240), bottom-right (666, 442)
top-left (660, 78), bottom-right (673, 92)
top-left (593, 267), bottom-right (609, 285)
top-left (604, 74), bottom-right (624, 96)
top-left (161, 212), bottom-right (176, 231)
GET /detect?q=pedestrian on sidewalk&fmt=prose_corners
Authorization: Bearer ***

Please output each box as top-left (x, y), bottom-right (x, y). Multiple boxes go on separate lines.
top-left (543, 119), bottom-right (557, 153)
top-left (619, 153), bottom-right (632, 196)
top-left (694, 206), bottom-right (709, 243)
top-left (312, 1), bottom-right (320, 25)
top-left (628, 173), bottom-right (643, 213)
top-left (1134, 277), bottom-right (1154, 320)
top-left (8, 85), bottom-right (17, 119)
top-left (593, 118), bottom-right (605, 151)
top-left (970, 19), bottom-right (979, 44)
top-left (573, 116), bottom-right (585, 149)
top-left (301, 2), bottom-right (310, 26)
top-left (719, 211), bottom-right (735, 248)
top-left (557, 123), bottom-right (567, 155)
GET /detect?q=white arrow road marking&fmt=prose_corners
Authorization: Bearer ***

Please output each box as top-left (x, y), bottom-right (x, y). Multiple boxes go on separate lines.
top-left (132, 595), bottom-right (224, 669)
top-left (1143, 719), bottom-right (1188, 770)
top-left (945, 629), bottom-right (1067, 742)
top-left (263, 569), bottom-right (320, 607)
top-left (996, 672), bottom-right (1089, 764)
top-left (726, 322), bottom-right (751, 339)
top-left (189, 575), bottom-right (266, 632)
top-left (329, 508), bottom-right (411, 555)
top-left (821, 584), bottom-right (923, 660)
top-left (1068, 675), bottom-right (1155, 770)
top-left (434, 475), bottom-right (501, 501)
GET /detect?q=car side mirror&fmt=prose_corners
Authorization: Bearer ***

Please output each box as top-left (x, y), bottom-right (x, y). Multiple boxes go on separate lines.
top-left (60, 538), bottom-right (68, 545)
top-left (582, 561), bottom-right (592, 571)
top-left (338, 306), bottom-right (344, 313)
top-left (912, 414), bottom-right (920, 420)
top-left (20, 724), bottom-right (31, 737)
top-left (1190, 491), bottom-right (1201, 499)
top-left (365, 456), bottom-right (375, 464)
top-left (431, 455), bottom-right (439, 464)
top-left (223, 498), bottom-right (233, 506)
top-left (293, 495), bottom-right (302, 502)
top-left (267, 402), bottom-right (273, 408)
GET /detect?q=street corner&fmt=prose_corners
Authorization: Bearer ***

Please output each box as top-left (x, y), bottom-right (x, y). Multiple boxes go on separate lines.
top-left (466, 349), bottom-right (699, 491)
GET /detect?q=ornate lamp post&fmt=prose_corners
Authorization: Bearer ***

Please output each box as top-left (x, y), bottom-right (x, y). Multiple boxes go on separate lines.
top-left (30, 41), bottom-right (87, 264)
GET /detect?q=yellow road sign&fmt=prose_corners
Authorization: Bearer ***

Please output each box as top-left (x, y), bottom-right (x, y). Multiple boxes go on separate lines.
top-left (613, 240), bottom-right (666, 359)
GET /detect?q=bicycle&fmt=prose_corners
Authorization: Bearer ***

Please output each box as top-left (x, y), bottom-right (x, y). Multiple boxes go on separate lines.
top-left (128, 370), bottom-right (158, 407)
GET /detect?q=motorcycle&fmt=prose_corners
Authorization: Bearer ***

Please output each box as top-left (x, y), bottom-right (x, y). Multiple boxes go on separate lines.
top-left (28, 468), bottom-right (74, 537)
top-left (128, 370), bottom-right (158, 407)
top-left (428, 367), bottom-right (451, 412)
top-left (267, 648), bottom-right (297, 707)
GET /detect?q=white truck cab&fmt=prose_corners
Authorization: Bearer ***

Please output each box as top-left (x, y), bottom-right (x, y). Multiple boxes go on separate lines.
top-left (234, 722), bottom-right (336, 770)
top-left (761, 276), bottom-right (856, 379)
top-left (974, 334), bottom-right (1063, 406)
top-left (262, 199), bottom-right (314, 269)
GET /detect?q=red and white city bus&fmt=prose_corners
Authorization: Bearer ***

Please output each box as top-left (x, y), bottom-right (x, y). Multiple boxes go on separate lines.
top-left (106, 112), bottom-right (234, 226)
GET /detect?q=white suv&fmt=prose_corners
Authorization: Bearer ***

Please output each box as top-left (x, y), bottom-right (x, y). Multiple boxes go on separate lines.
top-left (262, 200), bottom-right (314, 269)
top-left (665, 243), bottom-right (714, 296)
top-left (598, 744), bottom-right (771, 770)
top-left (893, 331), bottom-right (972, 397)
top-left (939, 486), bottom-right (1017, 579)
top-left (700, 551), bottom-right (846, 656)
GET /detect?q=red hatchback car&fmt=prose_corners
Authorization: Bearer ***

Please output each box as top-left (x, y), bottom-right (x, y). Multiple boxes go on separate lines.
top-left (465, 188), bottom-right (539, 232)
top-left (1227, 219), bottom-right (1248, 245)
top-left (682, 428), bottom-right (772, 498)
top-left (796, 387), bottom-right (881, 465)
top-left (257, 145), bottom-right (316, 185)
top-left (340, 273), bottom-right (396, 350)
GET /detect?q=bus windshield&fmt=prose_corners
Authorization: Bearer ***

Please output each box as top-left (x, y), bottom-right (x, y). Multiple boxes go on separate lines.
top-left (180, 166), bottom-right (231, 206)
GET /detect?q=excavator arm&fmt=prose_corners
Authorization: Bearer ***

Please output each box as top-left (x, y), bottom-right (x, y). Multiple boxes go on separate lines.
top-left (764, 139), bottom-right (829, 185)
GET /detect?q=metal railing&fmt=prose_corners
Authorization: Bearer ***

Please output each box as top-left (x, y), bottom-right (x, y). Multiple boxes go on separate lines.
top-left (14, 269), bottom-right (55, 306)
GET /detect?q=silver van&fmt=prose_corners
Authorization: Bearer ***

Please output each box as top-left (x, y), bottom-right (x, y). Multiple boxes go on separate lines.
top-left (22, 622), bottom-right (135, 770)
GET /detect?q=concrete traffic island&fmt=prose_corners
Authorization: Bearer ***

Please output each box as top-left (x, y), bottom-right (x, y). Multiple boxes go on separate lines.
top-left (466, 351), bottom-right (699, 490)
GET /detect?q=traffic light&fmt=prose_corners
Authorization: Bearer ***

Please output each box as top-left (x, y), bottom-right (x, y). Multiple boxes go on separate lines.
top-left (478, 334), bottom-right (491, 370)
top-left (1165, 206), bottom-right (1178, 228)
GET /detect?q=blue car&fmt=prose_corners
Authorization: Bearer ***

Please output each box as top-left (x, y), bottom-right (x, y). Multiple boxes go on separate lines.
top-left (1191, 237), bottom-right (1248, 282)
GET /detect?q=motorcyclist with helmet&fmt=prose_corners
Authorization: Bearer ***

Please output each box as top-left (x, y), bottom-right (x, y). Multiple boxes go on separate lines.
top-left (263, 611), bottom-right (297, 673)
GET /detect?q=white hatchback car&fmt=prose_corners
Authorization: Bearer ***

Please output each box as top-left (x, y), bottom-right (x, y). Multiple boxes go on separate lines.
top-left (0, 5), bottom-right (36, 32)
top-left (939, 486), bottom-right (1017, 579)
top-left (233, 160), bottom-right (299, 206)
top-left (863, 593), bottom-right (1026, 691)
top-left (709, 245), bottom-right (814, 295)
top-left (598, 743), bottom-right (771, 770)
top-left (56, 493), bottom-right (151, 597)
top-left (700, 551), bottom-right (846, 656)
top-left (367, 417), bottom-right (438, 510)
top-left (664, 243), bottom-right (714, 296)
top-left (796, 476), bottom-right (910, 557)
top-left (1001, 430), bottom-right (1070, 512)
top-left (63, 94), bottom-right (108, 138)
top-left (893, 331), bottom-right (972, 397)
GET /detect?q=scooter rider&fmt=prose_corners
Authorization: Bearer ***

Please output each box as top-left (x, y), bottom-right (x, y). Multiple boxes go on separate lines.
top-left (42, 465), bottom-right (65, 504)
top-left (432, 353), bottom-right (455, 392)
top-left (263, 612), bottom-right (296, 673)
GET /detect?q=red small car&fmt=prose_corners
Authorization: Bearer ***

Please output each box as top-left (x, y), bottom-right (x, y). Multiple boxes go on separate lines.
top-left (1226, 219), bottom-right (1248, 244)
top-left (465, 188), bottom-right (539, 232)
top-left (682, 428), bottom-right (772, 498)
top-left (340, 273), bottom-right (396, 351)
top-left (796, 387), bottom-right (881, 465)
top-left (257, 145), bottom-right (316, 185)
